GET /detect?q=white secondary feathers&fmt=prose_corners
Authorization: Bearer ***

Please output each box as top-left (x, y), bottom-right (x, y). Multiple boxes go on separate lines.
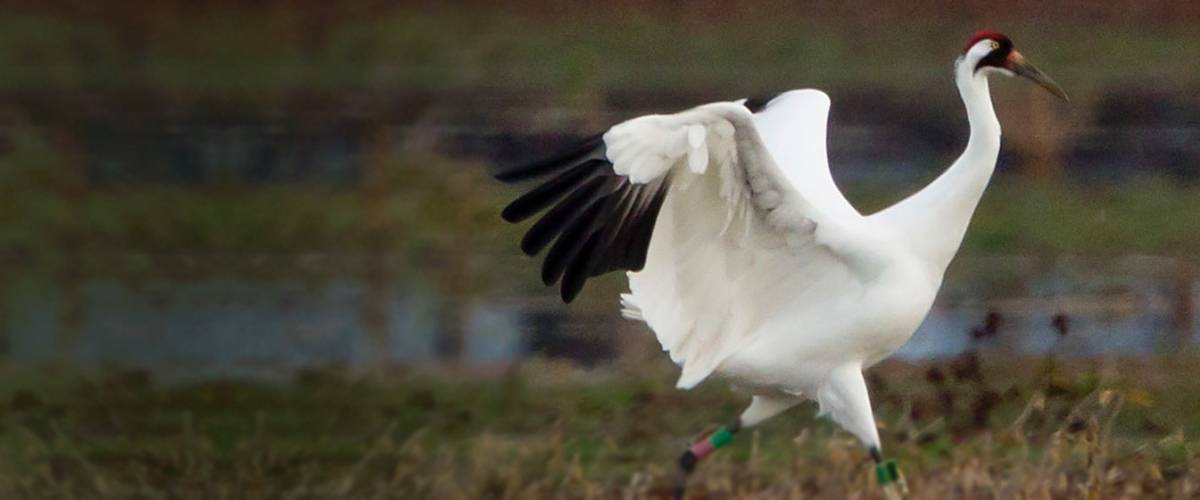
top-left (686, 124), bottom-right (708, 174)
top-left (750, 90), bottom-right (863, 222)
top-left (604, 102), bottom-right (839, 240)
top-left (605, 99), bottom-right (881, 389)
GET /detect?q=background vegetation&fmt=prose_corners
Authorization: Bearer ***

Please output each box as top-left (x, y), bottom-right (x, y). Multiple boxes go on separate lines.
top-left (1, 1), bottom-right (1199, 498)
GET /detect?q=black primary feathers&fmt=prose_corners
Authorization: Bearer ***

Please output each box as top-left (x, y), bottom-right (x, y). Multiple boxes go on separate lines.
top-left (494, 134), bottom-right (671, 303)
top-left (494, 96), bottom-right (773, 303)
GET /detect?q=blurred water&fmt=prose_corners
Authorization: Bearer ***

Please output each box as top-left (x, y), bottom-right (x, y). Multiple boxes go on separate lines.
top-left (1, 256), bottom-right (1192, 375)
top-left (4, 81), bottom-right (1200, 377)
top-left (1, 278), bottom-right (524, 377)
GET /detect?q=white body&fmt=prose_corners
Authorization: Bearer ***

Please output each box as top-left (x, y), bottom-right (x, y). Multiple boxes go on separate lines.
top-left (613, 40), bottom-right (1005, 449)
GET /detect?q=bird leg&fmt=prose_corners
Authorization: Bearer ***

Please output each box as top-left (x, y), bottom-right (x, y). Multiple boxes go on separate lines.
top-left (673, 419), bottom-right (741, 500)
top-left (674, 395), bottom-right (800, 499)
top-left (870, 446), bottom-right (908, 500)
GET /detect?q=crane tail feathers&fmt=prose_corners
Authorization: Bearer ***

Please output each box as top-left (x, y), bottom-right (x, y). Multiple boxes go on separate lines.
top-left (675, 366), bottom-right (714, 390)
top-left (619, 293), bottom-right (645, 321)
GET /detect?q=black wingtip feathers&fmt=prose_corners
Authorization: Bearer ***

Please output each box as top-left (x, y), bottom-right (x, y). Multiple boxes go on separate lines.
top-left (496, 132), bottom-right (671, 303)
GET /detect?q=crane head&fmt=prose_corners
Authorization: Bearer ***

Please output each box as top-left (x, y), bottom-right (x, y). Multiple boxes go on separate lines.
top-left (961, 31), bottom-right (1068, 101)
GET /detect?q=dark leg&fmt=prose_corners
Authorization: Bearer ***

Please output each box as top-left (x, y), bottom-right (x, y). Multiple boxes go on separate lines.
top-left (673, 419), bottom-right (742, 500)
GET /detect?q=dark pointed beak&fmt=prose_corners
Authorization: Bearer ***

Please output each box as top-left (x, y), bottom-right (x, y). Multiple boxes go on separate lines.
top-left (1006, 50), bottom-right (1069, 101)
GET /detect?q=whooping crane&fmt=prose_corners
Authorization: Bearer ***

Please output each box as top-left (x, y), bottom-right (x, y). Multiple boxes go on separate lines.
top-left (494, 30), bottom-right (1066, 498)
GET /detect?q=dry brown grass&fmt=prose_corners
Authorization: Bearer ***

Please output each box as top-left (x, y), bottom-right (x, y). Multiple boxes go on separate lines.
top-left (0, 355), bottom-right (1197, 499)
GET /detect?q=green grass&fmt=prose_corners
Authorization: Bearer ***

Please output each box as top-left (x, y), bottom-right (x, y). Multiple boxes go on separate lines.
top-left (0, 354), bottom-right (1197, 498)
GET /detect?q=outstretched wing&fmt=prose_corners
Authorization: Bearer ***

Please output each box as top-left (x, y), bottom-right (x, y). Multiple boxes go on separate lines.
top-left (496, 98), bottom-right (879, 387)
top-left (747, 90), bottom-right (862, 222)
top-left (495, 134), bottom-right (673, 302)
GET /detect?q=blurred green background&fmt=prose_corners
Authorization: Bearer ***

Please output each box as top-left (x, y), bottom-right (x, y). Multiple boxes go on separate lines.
top-left (0, 1), bottom-right (1199, 498)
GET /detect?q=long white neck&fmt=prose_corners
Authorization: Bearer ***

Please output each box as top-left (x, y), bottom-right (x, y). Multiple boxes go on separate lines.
top-left (873, 58), bottom-right (1001, 273)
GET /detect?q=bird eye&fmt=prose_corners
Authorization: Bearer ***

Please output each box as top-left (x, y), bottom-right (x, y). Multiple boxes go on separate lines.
top-left (990, 41), bottom-right (1000, 50)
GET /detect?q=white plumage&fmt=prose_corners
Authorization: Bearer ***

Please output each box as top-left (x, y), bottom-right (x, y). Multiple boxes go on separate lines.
top-left (612, 93), bottom-right (936, 448)
top-left (495, 32), bottom-right (1067, 493)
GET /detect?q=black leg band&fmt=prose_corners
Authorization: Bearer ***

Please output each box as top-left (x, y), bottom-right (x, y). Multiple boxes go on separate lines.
top-left (675, 421), bottom-right (740, 500)
top-left (678, 449), bottom-right (698, 473)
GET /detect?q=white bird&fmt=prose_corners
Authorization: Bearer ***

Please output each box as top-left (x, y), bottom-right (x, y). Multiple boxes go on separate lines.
top-left (494, 31), bottom-right (1066, 498)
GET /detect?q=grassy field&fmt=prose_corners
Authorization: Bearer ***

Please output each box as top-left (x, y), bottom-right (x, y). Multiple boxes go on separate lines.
top-left (0, 352), bottom-right (1197, 499)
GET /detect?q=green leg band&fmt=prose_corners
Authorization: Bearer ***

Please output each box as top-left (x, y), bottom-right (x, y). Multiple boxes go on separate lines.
top-left (876, 459), bottom-right (900, 484)
top-left (709, 427), bottom-right (734, 448)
